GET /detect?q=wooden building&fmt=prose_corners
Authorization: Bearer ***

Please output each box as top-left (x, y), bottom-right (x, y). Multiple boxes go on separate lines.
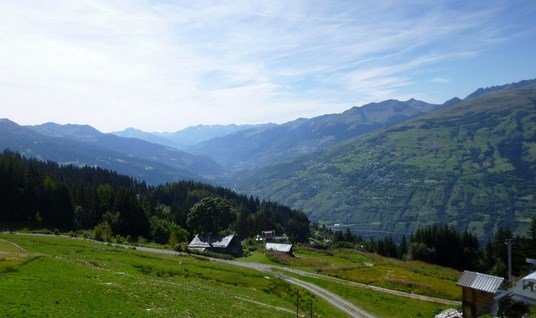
top-left (261, 230), bottom-right (276, 241)
top-left (188, 234), bottom-right (242, 256)
top-left (456, 271), bottom-right (504, 318)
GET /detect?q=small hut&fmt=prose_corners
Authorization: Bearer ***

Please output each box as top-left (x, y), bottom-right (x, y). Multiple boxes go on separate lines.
top-left (265, 242), bottom-right (293, 254)
top-left (456, 271), bottom-right (504, 318)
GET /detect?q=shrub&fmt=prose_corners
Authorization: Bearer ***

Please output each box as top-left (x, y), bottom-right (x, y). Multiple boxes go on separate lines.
top-left (93, 222), bottom-right (113, 242)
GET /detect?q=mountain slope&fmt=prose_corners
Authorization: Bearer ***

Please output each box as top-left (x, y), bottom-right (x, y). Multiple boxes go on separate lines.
top-left (238, 86), bottom-right (536, 239)
top-left (188, 99), bottom-right (446, 172)
top-left (28, 122), bottom-right (224, 177)
top-left (0, 119), bottom-right (209, 184)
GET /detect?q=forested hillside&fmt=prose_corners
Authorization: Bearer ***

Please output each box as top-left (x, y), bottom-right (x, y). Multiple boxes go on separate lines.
top-left (239, 85), bottom-right (536, 240)
top-left (0, 151), bottom-right (309, 243)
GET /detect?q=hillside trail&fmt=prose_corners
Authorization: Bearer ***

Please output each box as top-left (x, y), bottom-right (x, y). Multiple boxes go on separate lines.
top-left (123, 242), bottom-right (459, 307)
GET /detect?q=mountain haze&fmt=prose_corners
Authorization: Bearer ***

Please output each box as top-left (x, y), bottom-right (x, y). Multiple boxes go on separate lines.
top-left (28, 123), bottom-right (224, 177)
top-left (110, 127), bottom-right (182, 149)
top-left (113, 124), bottom-right (270, 149)
top-left (237, 82), bottom-right (536, 239)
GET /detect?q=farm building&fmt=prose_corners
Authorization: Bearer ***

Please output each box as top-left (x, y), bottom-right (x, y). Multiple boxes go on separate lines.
top-left (495, 270), bottom-right (536, 308)
top-left (456, 271), bottom-right (504, 318)
top-left (265, 243), bottom-right (293, 254)
top-left (188, 234), bottom-right (242, 256)
top-left (261, 230), bottom-right (276, 241)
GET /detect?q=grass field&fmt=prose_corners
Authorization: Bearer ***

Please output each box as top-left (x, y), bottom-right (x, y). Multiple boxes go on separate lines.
top-left (0, 234), bottom-right (345, 317)
top-left (239, 246), bottom-right (461, 300)
top-left (280, 271), bottom-right (453, 318)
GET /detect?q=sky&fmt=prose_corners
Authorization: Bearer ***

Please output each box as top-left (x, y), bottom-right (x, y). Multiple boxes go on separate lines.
top-left (1, 1), bottom-right (535, 132)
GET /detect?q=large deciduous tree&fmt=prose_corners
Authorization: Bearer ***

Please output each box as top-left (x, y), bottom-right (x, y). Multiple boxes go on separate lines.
top-left (186, 197), bottom-right (236, 234)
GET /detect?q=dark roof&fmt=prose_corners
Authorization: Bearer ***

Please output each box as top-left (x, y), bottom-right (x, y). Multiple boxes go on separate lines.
top-left (189, 234), bottom-right (235, 249)
top-left (456, 271), bottom-right (504, 293)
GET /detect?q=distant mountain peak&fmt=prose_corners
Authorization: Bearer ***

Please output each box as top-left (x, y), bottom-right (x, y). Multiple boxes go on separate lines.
top-left (465, 78), bottom-right (536, 99)
top-left (442, 97), bottom-right (462, 107)
top-left (28, 122), bottom-right (102, 138)
top-left (0, 118), bottom-right (25, 131)
top-left (0, 118), bottom-right (17, 124)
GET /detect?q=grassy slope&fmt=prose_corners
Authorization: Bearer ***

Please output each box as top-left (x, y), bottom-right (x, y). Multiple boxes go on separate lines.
top-left (240, 247), bottom-right (461, 317)
top-left (241, 88), bottom-right (536, 238)
top-left (240, 247), bottom-right (461, 300)
top-left (0, 234), bottom-right (345, 318)
top-left (288, 274), bottom-right (451, 318)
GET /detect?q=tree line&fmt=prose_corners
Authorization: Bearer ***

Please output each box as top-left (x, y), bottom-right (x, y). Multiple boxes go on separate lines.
top-left (0, 151), bottom-right (309, 244)
top-left (329, 223), bottom-right (536, 277)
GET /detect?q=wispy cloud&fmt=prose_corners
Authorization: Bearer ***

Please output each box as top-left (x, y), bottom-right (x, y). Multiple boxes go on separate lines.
top-left (0, 0), bottom-right (534, 131)
top-left (430, 77), bottom-right (451, 83)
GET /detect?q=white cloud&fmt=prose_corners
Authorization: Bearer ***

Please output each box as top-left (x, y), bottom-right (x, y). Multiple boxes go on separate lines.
top-left (0, 0), bottom-right (533, 131)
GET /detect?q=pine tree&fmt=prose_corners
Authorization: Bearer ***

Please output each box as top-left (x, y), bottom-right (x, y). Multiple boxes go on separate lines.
top-left (530, 217), bottom-right (536, 242)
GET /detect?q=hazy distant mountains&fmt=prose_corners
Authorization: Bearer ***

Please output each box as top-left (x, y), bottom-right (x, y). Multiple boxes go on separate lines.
top-left (237, 80), bottom-right (536, 238)
top-left (113, 124), bottom-right (270, 149)
top-left (0, 120), bottom-right (224, 184)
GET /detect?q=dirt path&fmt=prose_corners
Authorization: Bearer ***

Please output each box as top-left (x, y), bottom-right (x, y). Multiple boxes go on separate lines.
top-left (266, 265), bottom-right (462, 306)
top-left (234, 296), bottom-right (297, 316)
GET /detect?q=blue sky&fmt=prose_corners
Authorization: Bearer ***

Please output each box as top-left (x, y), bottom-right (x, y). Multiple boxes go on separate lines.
top-left (1, 1), bottom-right (535, 131)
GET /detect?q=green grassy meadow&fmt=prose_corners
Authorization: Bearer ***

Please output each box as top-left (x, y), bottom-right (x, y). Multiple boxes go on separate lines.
top-left (282, 273), bottom-right (453, 318)
top-left (240, 246), bottom-right (461, 300)
top-left (0, 234), bottom-right (344, 317)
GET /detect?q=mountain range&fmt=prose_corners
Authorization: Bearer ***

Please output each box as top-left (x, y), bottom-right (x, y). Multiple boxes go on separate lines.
top-left (237, 80), bottom-right (536, 239)
top-left (112, 124), bottom-right (269, 149)
top-left (2, 78), bottom-right (535, 239)
top-left (0, 120), bottom-right (224, 184)
top-left (186, 98), bottom-right (451, 172)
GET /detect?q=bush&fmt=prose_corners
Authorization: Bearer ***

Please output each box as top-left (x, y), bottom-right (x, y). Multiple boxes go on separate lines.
top-left (311, 241), bottom-right (330, 249)
top-left (242, 238), bottom-right (259, 252)
top-left (333, 241), bottom-right (354, 249)
top-left (113, 235), bottom-right (128, 244)
top-left (93, 222), bottom-right (113, 242)
top-left (173, 244), bottom-right (188, 253)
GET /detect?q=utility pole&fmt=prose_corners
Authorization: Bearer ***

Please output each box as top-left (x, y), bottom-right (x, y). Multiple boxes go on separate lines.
top-left (505, 238), bottom-right (513, 286)
top-left (309, 297), bottom-right (314, 318)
